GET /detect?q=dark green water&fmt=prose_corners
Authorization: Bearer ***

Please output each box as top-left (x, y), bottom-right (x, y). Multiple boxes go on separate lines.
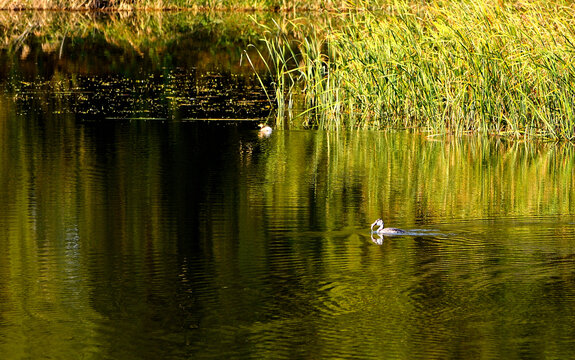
top-left (2, 11), bottom-right (575, 360)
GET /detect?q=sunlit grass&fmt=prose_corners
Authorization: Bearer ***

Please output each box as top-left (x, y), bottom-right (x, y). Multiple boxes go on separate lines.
top-left (256, 0), bottom-right (575, 140)
top-left (1, 11), bottom-right (276, 70)
top-left (1, 0), bottom-right (368, 10)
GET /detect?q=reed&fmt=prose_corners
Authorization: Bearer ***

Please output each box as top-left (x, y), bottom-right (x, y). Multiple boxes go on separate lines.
top-left (0, 0), bottom-right (368, 10)
top-left (257, 0), bottom-right (575, 140)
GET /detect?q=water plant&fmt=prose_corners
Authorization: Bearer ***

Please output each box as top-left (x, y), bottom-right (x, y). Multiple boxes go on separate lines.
top-left (256, 0), bottom-right (575, 140)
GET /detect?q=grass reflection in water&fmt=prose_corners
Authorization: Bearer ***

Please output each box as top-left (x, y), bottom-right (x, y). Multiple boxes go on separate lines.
top-left (0, 118), bottom-right (575, 358)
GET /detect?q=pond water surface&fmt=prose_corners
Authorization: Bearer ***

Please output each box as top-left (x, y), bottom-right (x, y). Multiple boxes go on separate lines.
top-left (2, 11), bottom-right (575, 360)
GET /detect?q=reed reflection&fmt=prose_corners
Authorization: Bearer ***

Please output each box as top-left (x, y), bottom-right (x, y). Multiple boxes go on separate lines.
top-left (0, 113), bottom-right (575, 358)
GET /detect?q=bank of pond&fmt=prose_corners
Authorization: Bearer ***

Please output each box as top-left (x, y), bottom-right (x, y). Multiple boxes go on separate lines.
top-left (3, 0), bottom-right (575, 140)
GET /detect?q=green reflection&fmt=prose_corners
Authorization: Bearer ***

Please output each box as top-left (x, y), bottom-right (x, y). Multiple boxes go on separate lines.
top-left (251, 131), bottom-right (575, 225)
top-left (1, 111), bottom-right (575, 358)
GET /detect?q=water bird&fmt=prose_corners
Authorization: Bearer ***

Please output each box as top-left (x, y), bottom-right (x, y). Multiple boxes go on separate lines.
top-left (370, 218), bottom-right (406, 235)
top-left (258, 123), bottom-right (273, 138)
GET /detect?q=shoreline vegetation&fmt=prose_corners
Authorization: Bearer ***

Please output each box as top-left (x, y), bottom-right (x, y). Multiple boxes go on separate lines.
top-left (4, 0), bottom-right (575, 140)
top-left (252, 0), bottom-right (575, 140)
top-left (0, 0), bottom-right (358, 11)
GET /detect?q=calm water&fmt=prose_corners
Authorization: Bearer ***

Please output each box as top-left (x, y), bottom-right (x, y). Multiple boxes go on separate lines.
top-left (2, 11), bottom-right (575, 360)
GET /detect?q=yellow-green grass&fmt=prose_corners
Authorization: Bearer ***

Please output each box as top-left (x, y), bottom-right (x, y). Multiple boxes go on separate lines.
top-left (254, 0), bottom-right (575, 140)
top-left (1, 0), bottom-right (364, 11)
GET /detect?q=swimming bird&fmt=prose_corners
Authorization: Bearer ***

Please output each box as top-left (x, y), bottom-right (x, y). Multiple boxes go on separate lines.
top-left (370, 218), bottom-right (406, 235)
top-left (258, 123), bottom-right (273, 137)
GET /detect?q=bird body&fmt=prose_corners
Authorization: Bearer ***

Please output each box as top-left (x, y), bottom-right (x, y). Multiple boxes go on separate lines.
top-left (371, 218), bottom-right (406, 235)
top-left (258, 123), bottom-right (272, 137)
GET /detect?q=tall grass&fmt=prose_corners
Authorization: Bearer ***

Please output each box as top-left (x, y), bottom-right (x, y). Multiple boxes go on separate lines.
top-left (256, 0), bottom-right (575, 140)
top-left (0, 0), bottom-right (369, 10)
top-left (2, 11), bottom-right (275, 71)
